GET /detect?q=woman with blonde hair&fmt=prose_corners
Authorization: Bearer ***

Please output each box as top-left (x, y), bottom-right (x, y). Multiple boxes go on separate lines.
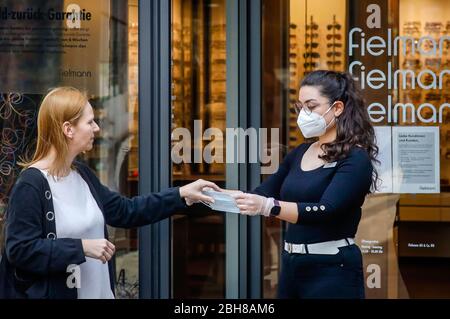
top-left (0, 87), bottom-right (218, 299)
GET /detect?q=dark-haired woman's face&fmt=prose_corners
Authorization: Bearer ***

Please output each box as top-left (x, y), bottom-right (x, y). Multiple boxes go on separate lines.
top-left (298, 85), bottom-right (335, 121)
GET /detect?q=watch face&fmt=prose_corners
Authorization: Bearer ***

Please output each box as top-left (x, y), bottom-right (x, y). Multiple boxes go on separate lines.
top-left (271, 201), bottom-right (281, 216)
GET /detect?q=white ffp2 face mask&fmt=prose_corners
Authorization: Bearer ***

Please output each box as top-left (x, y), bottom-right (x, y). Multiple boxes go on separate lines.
top-left (297, 103), bottom-right (336, 138)
top-left (201, 190), bottom-right (240, 214)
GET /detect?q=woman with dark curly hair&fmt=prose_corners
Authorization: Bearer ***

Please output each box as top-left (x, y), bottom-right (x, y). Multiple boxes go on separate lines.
top-left (232, 70), bottom-right (379, 299)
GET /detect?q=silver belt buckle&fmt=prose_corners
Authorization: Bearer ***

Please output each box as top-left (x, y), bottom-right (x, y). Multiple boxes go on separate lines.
top-left (286, 242), bottom-right (292, 254)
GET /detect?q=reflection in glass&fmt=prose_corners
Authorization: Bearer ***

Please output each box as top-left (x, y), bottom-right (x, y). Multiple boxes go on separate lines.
top-left (395, 0), bottom-right (450, 299)
top-left (171, 0), bottom-right (226, 298)
top-left (0, 0), bottom-right (140, 299)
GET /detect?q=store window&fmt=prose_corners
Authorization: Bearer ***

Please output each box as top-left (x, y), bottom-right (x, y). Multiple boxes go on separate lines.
top-left (262, 0), bottom-right (450, 299)
top-left (394, 0), bottom-right (450, 298)
top-left (0, 0), bottom-right (139, 299)
top-left (348, 0), bottom-right (450, 299)
top-left (171, 0), bottom-right (226, 298)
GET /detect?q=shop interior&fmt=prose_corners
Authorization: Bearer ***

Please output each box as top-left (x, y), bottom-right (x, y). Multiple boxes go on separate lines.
top-left (168, 0), bottom-right (450, 298)
top-left (395, 0), bottom-right (450, 298)
top-left (171, 0), bottom-right (227, 298)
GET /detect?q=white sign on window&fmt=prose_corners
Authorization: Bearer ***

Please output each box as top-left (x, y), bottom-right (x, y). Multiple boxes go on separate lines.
top-left (0, 0), bottom-right (110, 96)
top-left (392, 126), bottom-right (440, 194)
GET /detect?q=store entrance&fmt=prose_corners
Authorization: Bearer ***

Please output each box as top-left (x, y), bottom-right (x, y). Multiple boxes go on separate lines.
top-left (170, 0), bottom-right (227, 298)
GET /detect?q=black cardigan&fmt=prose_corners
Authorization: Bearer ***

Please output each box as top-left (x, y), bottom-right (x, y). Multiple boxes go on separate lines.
top-left (3, 161), bottom-right (186, 299)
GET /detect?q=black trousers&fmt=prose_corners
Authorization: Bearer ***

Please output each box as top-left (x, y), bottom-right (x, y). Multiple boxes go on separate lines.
top-left (278, 244), bottom-right (365, 299)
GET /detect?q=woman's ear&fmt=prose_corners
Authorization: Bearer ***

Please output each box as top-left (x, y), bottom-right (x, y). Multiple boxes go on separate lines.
top-left (334, 101), bottom-right (345, 118)
top-left (62, 121), bottom-right (74, 139)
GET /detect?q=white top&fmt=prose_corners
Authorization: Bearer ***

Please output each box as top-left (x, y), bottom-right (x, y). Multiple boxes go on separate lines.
top-left (39, 169), bottom-right (114, 299)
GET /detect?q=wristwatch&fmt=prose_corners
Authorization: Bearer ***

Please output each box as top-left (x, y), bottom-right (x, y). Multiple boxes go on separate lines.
top-left (270, 199), bottom-right (281, 217)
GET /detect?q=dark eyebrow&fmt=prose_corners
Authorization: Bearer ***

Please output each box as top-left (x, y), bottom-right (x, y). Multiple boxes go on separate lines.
top-left (301, 99), bottom-right (318, 104)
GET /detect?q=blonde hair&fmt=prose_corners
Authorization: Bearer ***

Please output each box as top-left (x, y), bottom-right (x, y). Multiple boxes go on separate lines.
top-left (21, 87), bottom-right (88, 177)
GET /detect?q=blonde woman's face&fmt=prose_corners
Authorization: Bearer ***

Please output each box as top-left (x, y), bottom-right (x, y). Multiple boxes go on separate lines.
top-left (71, 102), bottom-right (100, 153)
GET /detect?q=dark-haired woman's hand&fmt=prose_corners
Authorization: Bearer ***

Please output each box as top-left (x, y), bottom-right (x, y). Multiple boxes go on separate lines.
top-left (231, 193), bottom-right (272, 217)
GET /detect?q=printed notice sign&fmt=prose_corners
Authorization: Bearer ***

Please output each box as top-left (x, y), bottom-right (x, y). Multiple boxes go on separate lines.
top-left (392, 126), bottom-right (440, 193)
top-left (0, 0), bottom-right (110, 96)
top-left (374, 126), bottom-right (393, 193)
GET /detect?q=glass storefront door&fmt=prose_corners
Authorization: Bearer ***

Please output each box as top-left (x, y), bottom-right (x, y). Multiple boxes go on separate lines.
top-left (0, 0), bottom-right (140, 299)
top-left (171, 0), bottom-right (227, 298)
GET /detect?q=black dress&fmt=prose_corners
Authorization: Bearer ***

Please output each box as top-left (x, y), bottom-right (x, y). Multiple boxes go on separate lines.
top-left (254, 143), bottom-right (373, 298)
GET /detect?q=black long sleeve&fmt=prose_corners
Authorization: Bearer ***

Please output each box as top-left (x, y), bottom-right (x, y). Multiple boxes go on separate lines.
top-left (80, 164), bottom-right (187, 228)
top-left (295, 149), bottom-right (372, 224)
top-left (252, 148), bottom-right (296, 199)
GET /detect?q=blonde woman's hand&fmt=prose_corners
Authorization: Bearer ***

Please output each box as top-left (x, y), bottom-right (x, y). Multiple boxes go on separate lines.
top-left (179, 179), bottom-right (221, 206)
top-left (81, 239), bottom-right (116, 264)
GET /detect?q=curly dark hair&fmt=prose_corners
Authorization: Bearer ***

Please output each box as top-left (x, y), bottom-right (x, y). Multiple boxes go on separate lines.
top-left (300, 70), bottom-right (380, 192)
